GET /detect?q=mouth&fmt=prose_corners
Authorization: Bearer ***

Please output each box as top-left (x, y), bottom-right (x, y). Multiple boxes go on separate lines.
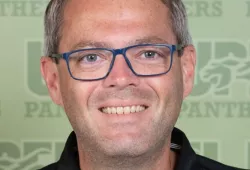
top-left (99, 105), bottom-right (149, 115)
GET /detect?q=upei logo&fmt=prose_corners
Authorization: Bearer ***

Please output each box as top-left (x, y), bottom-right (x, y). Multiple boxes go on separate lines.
top-left (0, 141), bottom-right (64, 170)
top-left (192, 41), bottom-right (250, 97)
top-left (191, 141), bottom-right (219, 161)
top-left (26, 41), bottom-right (48, 97)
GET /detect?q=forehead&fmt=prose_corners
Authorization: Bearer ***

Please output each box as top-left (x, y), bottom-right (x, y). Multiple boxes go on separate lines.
top-left (60, 0), bottom-right (175, 51)
top-left (64, 0), bottom-right (168, 18)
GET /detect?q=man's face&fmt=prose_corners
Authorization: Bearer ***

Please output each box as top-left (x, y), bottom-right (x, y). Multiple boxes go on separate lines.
top-left (43, 0), bottom-right (195, 156)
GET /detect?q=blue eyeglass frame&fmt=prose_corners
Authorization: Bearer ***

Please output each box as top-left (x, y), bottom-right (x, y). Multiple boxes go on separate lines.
top-left (49, 43), bottom-right (184, 81)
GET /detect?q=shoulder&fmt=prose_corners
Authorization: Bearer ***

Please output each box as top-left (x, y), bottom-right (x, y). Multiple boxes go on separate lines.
top-left (195, 155), bottom-right (246, 170)
top-left (39, 162), bottom-right (58, 170)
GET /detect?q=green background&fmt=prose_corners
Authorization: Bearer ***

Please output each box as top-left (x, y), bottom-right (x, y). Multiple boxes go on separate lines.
top-left (0, 0), bottom-right (250, 169)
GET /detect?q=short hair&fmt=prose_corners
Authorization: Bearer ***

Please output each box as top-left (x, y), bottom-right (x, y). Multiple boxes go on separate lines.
top-left (43, 0), bottom-right (192, 56)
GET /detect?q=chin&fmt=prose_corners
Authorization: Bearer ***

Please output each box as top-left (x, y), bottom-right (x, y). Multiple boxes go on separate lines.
top-left (98, 134), bottom-right (155, 157)
top-left (102, 143), bottom-right (147, 157)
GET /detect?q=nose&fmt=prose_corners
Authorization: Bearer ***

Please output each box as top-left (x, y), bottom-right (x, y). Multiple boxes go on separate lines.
top-left (102, 54), bottom-right (140, 89)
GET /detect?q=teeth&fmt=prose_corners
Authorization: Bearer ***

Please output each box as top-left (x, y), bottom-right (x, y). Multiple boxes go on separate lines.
top-left (131, 106), bottom-right (136, 113)
top-left (107, 107), bottom-right (111, 114)
top-left (101, 105), bottom-right (146, 114)
top-left (136, 106), bottom-right (140, 112)
top-left (124, 106), bottom-right (130, 114)
top-left (117, 107), bottom-right (123, 114)
top-left (112, 107), bottom-right (116, 114)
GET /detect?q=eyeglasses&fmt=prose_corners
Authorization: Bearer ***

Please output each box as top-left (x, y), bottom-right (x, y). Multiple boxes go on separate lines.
top-left (49, 44), bottom-right (184, 81)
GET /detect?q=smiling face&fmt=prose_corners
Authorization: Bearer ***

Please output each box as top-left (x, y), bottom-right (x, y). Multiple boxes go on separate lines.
top-left (41, 0), bottom-right (195, 158)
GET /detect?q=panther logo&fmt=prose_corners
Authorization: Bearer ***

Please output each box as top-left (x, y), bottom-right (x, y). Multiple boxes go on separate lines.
top-left (199, 54), bottom-right (250, 95)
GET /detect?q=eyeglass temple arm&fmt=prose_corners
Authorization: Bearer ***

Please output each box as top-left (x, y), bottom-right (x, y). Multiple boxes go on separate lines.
top-left (48, 54), bottom-right (63, 64)
top-left (49, 54), bottom-right (63, 59)
top-left (176, 44), bottom-right (185, 51)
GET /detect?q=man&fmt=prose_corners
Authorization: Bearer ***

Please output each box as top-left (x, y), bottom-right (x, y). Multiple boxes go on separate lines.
top-left (40, 0), bottom-right (245, 169)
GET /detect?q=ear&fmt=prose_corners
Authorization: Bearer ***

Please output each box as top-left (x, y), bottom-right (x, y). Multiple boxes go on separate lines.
top-left (180, 45), bottom-right (196, 99)
top-left (40, 56), bottom-right (63, 106)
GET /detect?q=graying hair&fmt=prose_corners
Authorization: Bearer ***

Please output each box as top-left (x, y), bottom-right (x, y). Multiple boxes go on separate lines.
top-left (43, 0), bottom-right (192, 56)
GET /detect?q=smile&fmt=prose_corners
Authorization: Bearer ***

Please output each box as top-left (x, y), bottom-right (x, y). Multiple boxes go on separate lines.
top-left (100, 105), bottom-right (148, 114)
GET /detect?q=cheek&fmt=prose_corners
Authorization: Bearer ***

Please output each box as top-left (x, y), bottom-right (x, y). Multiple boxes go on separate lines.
top-left (59, 75), bottom-right (101, 132)
top-left (169, 57), bottom-right (184, 97)
top-left (58, 64), bottom-right (99, 112)
top-left (148, 74), bottom-right (183, 105)
top-left (67, 81), bottom-right (99, 111)
top-left (146, 59), bottom-right (184, 115)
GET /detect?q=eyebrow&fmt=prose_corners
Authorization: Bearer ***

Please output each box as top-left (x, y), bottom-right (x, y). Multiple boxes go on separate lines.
top-left (70, 36), bottom-right (171, 51)
top-left (134, 36), bottom-right (171, 45)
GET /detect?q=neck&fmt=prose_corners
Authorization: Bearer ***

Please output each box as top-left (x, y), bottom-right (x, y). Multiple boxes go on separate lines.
top-left (77, 139), bottom-right (177, 170)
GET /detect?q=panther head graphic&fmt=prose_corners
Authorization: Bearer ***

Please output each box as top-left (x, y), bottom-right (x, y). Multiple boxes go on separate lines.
top-left (199, 54), bottom-right (250, 95)
top-left (236, 61), bottom-right (250, 80)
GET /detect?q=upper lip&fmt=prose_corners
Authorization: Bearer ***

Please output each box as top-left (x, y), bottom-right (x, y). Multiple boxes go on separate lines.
top-left (98, 100), bottom-right (150, 110)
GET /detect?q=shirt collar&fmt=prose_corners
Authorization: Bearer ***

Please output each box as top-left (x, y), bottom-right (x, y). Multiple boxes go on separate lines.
top-left (57, 127), bottom-right (197, 170)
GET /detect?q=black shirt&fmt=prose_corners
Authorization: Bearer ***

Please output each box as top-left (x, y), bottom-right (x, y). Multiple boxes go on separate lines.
top-left (40, 128), bottom-right (246, 170)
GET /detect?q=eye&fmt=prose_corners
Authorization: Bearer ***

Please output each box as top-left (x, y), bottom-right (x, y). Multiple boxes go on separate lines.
top-left (84, 54), bottom-right (98, 62)
top-left (144, 51), bottom-right (157, 58)
top-left (79, 54), bottom-right (100, 63)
